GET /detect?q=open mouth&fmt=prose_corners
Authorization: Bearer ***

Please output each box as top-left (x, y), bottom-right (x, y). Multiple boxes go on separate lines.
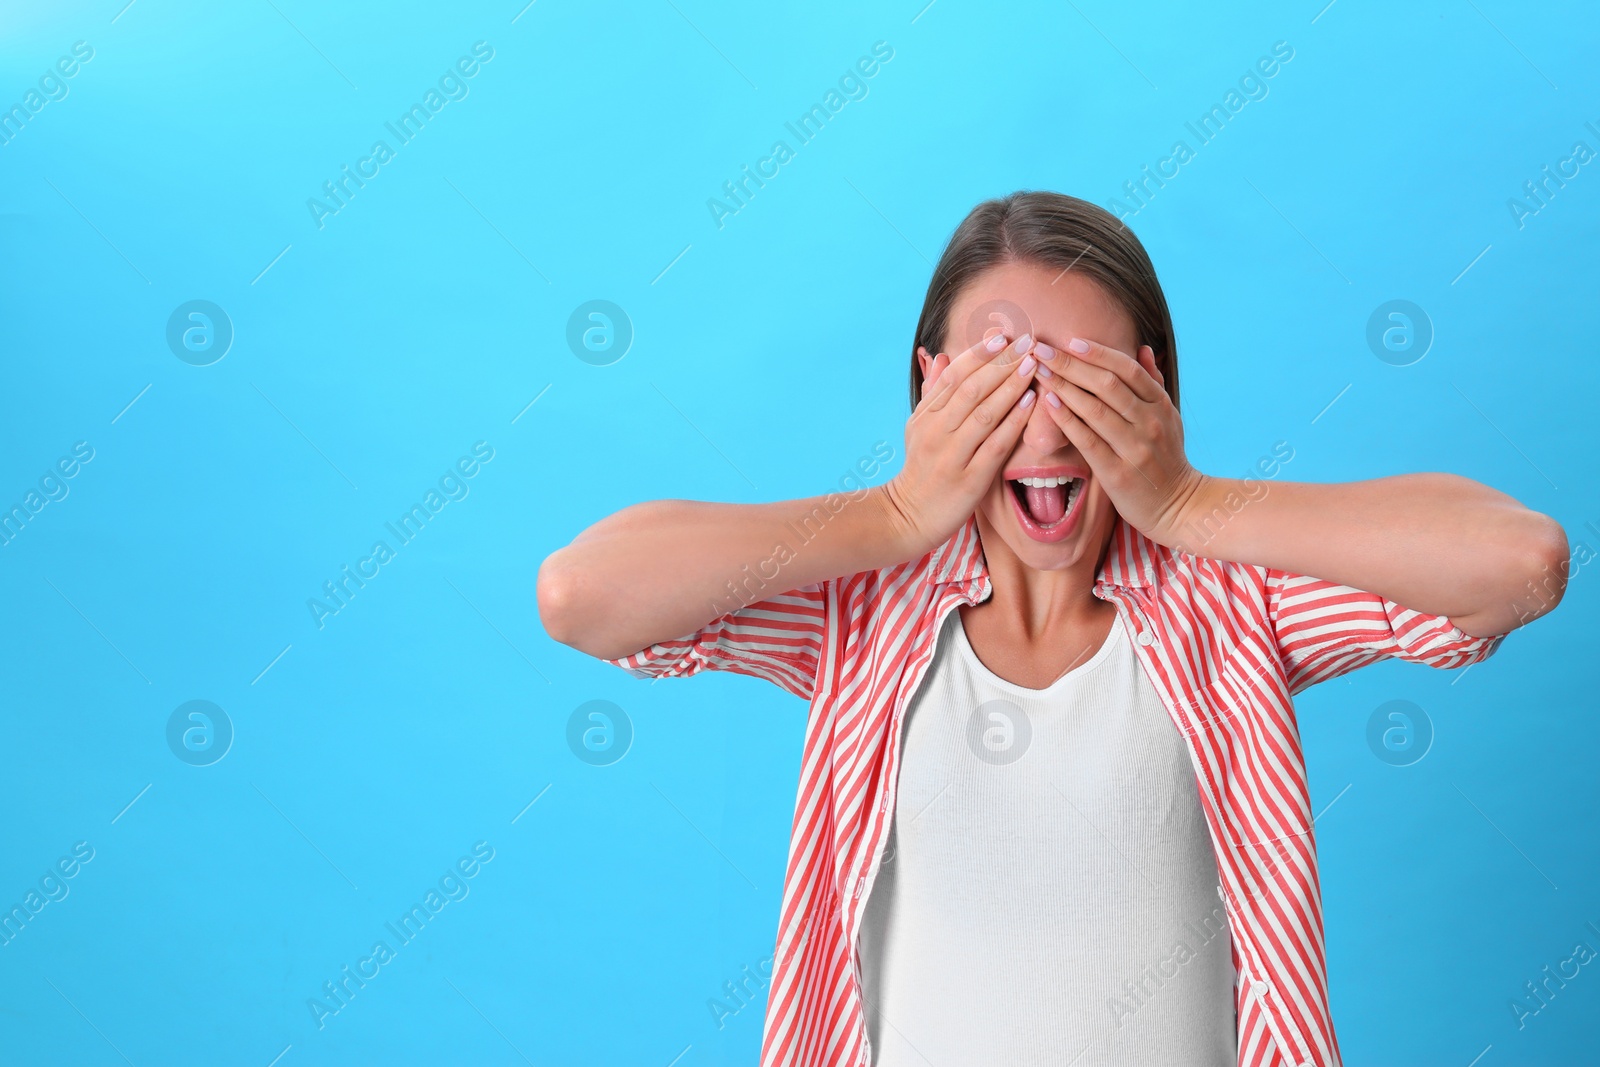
top-left (1006, 472), bottom-right (1086, 543)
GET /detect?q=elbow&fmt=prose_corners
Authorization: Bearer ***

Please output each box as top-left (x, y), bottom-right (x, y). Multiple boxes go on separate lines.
top-left (1502, 513), bottom-right (1570, 631)
top-left (537, 550), bottom-right (637, 661)
top-left (1452, 512), bottom-right (1569, 638)
top-left (1526, 513), bottom-right (1571, 615)
top-left (536, 550), bottom-right (586, 652)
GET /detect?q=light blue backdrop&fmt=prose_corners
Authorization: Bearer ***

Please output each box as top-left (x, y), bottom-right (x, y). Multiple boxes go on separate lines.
top-left (2, 0), bottom-right (1596, 1063)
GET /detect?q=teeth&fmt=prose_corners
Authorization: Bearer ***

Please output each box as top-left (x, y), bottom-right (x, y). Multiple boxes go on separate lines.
top-left (1014, 476), bottom-right (1079, 488)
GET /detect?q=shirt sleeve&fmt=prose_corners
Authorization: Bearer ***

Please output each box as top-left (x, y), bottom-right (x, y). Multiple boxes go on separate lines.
top-left (601, 584), bottom-right (829, 701)
top-left (1264, 568), bottom-right (1509, 695)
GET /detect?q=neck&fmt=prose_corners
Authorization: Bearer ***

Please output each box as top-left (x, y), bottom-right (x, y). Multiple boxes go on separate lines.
top-left (971, 510), bottom-right (1114, 640)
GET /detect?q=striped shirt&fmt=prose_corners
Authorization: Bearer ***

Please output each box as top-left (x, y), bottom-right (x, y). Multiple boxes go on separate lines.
top-left (606, 515), bottom-right (1504, 1067)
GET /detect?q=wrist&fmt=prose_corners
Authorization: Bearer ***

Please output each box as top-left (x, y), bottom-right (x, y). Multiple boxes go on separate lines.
top-left (1149, 469), bottom-right (1222, 555)
top-left (873, 478), bottom-right (939, 563)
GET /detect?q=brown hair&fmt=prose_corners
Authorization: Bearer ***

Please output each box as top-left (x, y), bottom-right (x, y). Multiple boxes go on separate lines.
top-left (909, 191), bottom-right (1179, 411)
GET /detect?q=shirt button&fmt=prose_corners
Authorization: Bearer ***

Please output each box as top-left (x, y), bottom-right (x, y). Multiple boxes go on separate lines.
top-left (1136, 630), bottom-right (1156, 646)
top-left (1254, 978), bottom-right (1273, 996)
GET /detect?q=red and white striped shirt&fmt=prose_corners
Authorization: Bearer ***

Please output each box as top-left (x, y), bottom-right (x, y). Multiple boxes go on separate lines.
top-left (608, 515), bottom-right (1503, 1067)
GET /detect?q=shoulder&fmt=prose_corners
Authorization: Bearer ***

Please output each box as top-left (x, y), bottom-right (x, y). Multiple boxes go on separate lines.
top-left (1104, 522), bottom-right (1272, 612)
top-left (824, 520), bottom-right (981, 649)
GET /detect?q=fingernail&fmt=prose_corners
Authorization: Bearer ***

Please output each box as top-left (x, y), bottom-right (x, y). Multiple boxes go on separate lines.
top-left (1045, 392), bottom-right (1063, 408)
top-left (985, 333), bottom-right (1009, 353)
top-left (1015, 333), bottom-right (1034, 355)
top-left (1035, 343), bottom-right (1055, 361)
top-left (1018, 389), bottom-right (1036, 409)
top-left (1067, 338), bottom-right (1091, 354)
top-left (1036, 363), bottom-right (1052, 378)
top-left (1016, 355), bottom-right (1036, 378)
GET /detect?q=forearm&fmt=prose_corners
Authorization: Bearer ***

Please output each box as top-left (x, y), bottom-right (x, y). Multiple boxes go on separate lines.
top-left (1164, 472), bottom-right (1569, 638)
top-left (537, 485), bottom-right (920, 660)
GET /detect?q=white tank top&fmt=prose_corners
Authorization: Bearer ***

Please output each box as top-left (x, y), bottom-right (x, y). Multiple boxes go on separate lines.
top-left (857, 608), bottom-right (1236, 1066)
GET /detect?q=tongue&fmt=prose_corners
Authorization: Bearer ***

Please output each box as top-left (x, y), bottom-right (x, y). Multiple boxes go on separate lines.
top-left (1025, 483), bottom-right (1066, 525)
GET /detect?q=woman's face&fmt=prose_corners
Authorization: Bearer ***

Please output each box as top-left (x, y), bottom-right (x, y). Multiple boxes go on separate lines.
top-left (923, 260), bottom-right (1141, 574)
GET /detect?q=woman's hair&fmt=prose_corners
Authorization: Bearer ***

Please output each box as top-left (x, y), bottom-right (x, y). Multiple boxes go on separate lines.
top-left (909, 191), bottom-right (1179, 411)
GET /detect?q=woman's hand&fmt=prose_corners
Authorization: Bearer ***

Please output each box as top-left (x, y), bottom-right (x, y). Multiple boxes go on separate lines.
top-left (1032, 337), bottom-right (1209, 548)
top-left (881, 332), bottom-right (1039, 557)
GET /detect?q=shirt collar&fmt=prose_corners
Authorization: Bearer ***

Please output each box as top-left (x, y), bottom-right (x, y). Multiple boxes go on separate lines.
top-left (924, 514), bottom-right (1165, 591)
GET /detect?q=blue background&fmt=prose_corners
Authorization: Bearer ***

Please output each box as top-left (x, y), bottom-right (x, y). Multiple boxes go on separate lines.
top-left (2, 0), bottom-right (1596, 1063)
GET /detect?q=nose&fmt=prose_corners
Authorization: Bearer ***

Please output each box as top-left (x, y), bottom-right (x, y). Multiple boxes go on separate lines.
top-left (1021, 390), bottom-right (1070, 455)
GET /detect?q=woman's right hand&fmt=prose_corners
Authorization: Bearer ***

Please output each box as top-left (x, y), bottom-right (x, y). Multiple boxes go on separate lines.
top-left (881, 332), bottom-right (1039, 557)
top-left (542, 331), bottom-right (1038, 660)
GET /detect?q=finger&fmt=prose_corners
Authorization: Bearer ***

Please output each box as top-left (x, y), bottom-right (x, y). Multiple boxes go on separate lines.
top-left (1043, 376), bottom-right (1141, 454)
top-left (1137, 344), bottom-right (1165, 389)
top-left (967, 387), bottom-right (1037, 477)
top-left (1042, 386), bottom-right (1163, 493)
top-left (1038, 387), bottom-right (1119, 473)
top-left (1060, 336), bottom-right (1166, 406)
top-left (1041, 335), bottom-right (1164, 424)
top-left (1045, 354), bottom-right (1142, 423)
top-left (1031, 341), bottom-right (1057, 381)
top-left (921, 331), bottom-right (1023, 414)
top-left (921, 352), bottom-right (967, 410)
top-left (950, 344), bottom-right (1038, 451)
top-left (1036, 338), bottom-right (1144, 426)
top-left (920, 333), bottom-right (998, 411)
top-left (939, 334), bottom-right (1038, 429)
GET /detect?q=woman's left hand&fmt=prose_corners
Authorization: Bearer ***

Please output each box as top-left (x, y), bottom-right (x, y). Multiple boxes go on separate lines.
top-left (1033, 337), bottom-right (1209, 548)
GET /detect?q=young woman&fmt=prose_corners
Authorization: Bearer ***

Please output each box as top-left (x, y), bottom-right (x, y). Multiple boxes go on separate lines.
top-left (537, 193), bottom-right (1567, 1067)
